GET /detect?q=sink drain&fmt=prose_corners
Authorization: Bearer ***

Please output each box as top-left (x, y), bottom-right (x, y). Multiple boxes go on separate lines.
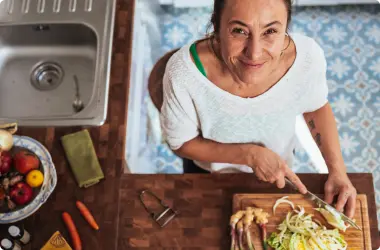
top-left (31, 62), bottom-right (64, 91)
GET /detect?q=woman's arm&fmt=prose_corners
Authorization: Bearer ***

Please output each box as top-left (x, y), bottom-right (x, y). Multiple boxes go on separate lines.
top-left (304, 103), bottom-right (357, 218)
top-left (174, 136), bottom-right (250, 165)
top-left (175, 136), bottom-right (307, 193)
top-left (303, 103), bottom-right (345, 173)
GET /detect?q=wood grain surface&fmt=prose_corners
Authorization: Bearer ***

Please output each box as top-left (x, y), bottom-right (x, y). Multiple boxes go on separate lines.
top-left (0, 0), bottom-right (379, 249)
top-left (233, 194), bottom-right (371, 250)
top-left (119, 174), bottom-right (379, 249)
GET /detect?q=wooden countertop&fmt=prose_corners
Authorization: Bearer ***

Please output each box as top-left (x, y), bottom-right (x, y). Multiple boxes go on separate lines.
top-left (0, 0), bottom-right (135, 249)
top-left (119, 174), bottom-right (380, 249)
top-left (2, 172), bottom-right (380, 249)
top-left (0, 1), bottom-right (379, 250)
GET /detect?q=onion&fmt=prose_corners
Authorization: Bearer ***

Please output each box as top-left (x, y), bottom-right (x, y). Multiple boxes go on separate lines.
top-left (0, 129), bottom-right (13, 151)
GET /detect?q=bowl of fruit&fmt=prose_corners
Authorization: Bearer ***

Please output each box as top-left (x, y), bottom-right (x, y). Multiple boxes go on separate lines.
top-left (0, 126), bottom-right (57, 224)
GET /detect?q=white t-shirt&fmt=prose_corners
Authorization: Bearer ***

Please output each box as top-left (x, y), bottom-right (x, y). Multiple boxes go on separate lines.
top-left (160, 33), bottom-right (328, 173)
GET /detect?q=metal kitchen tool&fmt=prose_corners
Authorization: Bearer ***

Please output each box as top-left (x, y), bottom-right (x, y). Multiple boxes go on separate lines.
top-left (284, 177), bottom-right (362, 231)
top-left (139, 190), bottom-right (178, 228)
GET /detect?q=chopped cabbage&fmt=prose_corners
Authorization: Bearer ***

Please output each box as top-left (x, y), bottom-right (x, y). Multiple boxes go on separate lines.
top-left (267, 206), bottom-right (347, 250)
top-left (315, 206), bottom-right (349, 232)
top-left (273, 196), bottom-right (295, 215)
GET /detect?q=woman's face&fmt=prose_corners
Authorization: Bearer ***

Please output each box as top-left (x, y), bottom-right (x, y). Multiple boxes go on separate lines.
top-left (218, 0), bottom-right (289, 84)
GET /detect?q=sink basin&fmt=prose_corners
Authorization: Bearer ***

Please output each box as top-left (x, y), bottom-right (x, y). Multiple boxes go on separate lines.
top-left (0, 0), bottom-right (116, 126)
top-left (0, 23), bottom-right (96, 118)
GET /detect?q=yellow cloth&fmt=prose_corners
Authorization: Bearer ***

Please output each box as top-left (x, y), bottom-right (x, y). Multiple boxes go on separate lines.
top-left (61, 129), bottom-right (104, 188)
top-left (41, 231), bottom-right (72, 250)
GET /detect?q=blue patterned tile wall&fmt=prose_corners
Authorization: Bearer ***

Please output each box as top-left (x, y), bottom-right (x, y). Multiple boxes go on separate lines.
top-left (155, 4), bottom-right (380, 226)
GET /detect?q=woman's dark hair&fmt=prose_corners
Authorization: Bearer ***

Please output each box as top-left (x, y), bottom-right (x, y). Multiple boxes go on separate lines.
top-left (209, 0), bottom-right (293, 37)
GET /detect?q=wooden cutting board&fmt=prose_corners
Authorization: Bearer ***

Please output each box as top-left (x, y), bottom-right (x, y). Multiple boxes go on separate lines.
top-left (233, 194), bottom-right (371, 250)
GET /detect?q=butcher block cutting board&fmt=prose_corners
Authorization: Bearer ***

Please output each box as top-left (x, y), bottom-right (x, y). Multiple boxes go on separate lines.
top-left (233, 194), bottom-right (371, 250)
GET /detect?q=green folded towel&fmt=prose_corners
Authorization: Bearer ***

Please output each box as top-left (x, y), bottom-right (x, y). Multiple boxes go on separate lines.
top-left (61, 129), bottom-right (104, 188)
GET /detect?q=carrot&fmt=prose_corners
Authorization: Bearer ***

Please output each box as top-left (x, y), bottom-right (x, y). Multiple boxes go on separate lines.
top-left (62, 212), bottom-right (82, 250)
top-left (76, 201), bottom-right (100, 230)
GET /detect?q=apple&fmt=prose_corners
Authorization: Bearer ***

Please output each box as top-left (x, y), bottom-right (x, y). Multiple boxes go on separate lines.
top-left (0, 151), bottom-right (12, 175)
top-left (9, 182), bottom-right (33, 206)
top-left (14, 150), bottom-right (40, 174)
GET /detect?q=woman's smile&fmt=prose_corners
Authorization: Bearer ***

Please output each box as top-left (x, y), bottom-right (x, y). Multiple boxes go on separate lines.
top-left (239, 59), bottom-right (267, 70)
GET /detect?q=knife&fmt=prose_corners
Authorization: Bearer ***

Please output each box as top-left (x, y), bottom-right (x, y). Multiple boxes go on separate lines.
top-left (284, 177), bottom-right (362, 231)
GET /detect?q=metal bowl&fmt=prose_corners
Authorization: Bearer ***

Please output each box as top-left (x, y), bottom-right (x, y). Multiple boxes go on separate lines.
top-left (0, 135), bottom-right (57, 224)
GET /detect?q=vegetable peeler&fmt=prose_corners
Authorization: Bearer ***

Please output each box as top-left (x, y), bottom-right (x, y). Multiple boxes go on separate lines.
top-left (139, 190), bottom-right (179, 228)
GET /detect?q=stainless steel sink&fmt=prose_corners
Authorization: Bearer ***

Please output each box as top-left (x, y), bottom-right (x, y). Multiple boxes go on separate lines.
top-left (0, 0), bottom-right (116, 126)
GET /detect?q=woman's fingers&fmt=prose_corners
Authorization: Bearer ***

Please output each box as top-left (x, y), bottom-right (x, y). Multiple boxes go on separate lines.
top-left (335, 188), bottom-right (350, 212)
top-left (285, 168), bottom-right (307, 194)
top-left (336, 187), bottom-right (356, 216)
top-left (265, 167), bottom-right (284, 184)
top-left (274, 168), bottom-right (285, 188)
top-left (324, 184), bottom-right (335, 204)
top-left (276, 175), bottom-right (286, 189)
top-left (254, 167), bottom-right (268, 182)
top-left (250, 149), bottom-right (290, 188)
top-left (345, 194), bottom-right (356, 218)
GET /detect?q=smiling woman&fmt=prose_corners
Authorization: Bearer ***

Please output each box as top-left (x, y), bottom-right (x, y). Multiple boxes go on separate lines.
top-left (159, 0), bottom-right (357, 219)
top-left (209, 0), bottom-right (295, 91)
top-left (205, 0), bottom-right (295, 96)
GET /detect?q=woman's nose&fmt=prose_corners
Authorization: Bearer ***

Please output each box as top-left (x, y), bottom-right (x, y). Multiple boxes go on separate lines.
top-left (245, 36), bottom-right (263, 60)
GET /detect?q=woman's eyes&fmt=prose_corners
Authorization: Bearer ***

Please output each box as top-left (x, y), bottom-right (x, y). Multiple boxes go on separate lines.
top-left (232, 28), bottom-right (247, 35)
top-left (263, 28), bottom-right (277, 35)
top-left (232, 28), bottom-right (278, 36)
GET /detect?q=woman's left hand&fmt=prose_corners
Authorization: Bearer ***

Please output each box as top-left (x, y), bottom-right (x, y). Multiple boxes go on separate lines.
top-left (324, 171), bottom-right (357, 218)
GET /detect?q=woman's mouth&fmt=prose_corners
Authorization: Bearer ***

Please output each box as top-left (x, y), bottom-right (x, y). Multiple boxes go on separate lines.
top-left (240, 60), bottom-right (266, 70)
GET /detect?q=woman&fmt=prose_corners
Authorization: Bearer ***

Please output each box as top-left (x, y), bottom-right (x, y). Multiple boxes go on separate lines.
top-left (159, 0), bottom-right (357, 218)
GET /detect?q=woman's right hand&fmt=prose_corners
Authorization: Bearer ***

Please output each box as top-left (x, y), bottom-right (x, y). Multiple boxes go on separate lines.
top-left (246, 145), bottom-right (308, 194)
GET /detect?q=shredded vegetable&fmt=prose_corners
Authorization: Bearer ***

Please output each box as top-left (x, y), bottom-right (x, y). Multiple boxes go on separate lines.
top-left (273, 196), bottom-right (295, 215)
top-left (267, 206), bottom-right (347, 250)
top-left (314, 206), bottom-right (349, 232)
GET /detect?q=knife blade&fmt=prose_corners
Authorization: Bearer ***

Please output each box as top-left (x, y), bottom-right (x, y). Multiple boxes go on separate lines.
top-left (284, 177), bottom-right (362, 231)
